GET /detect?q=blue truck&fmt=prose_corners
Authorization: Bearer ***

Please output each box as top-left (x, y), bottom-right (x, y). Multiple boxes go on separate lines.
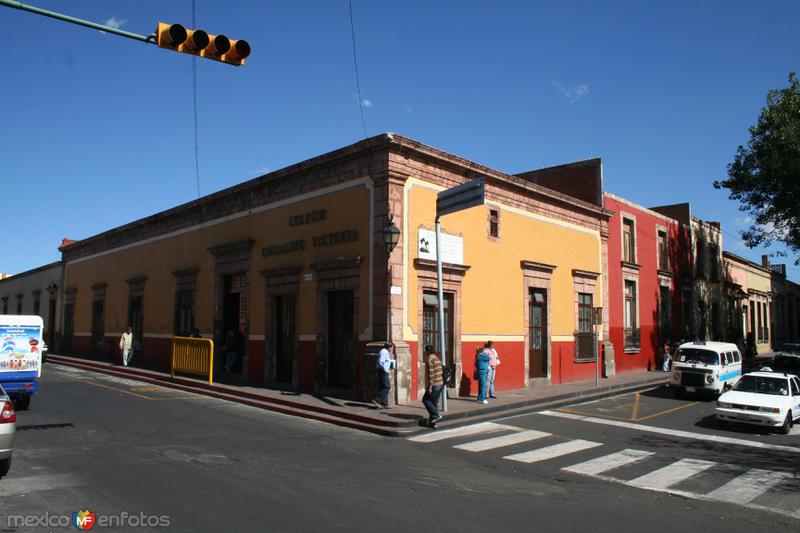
top-left (0, 315), bottom-right (43, 410)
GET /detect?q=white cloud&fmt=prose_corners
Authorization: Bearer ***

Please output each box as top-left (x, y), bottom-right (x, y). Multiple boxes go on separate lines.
top-left (552, 81), bottom-right (590, 103)
top-left (734, 216), bottom-right (754, 227)
top-left (733, 240), bottom-right (749, 251)
top-left (103, 16), bottom-right (127, 30)
top-left (405, 104), bottom-right (413, 114)
top-left (762, 221), bottom-right (789, 239)
top-left (361, 98), bottom-right (373, 108)
top-left (253, 166), bottom-right (270, 175)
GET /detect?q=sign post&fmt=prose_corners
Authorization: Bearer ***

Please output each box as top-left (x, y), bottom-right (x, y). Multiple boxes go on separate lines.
top-left (435, 178), bottom-right (485, 411)
top-left (593, 307), bottom-right (603, 387)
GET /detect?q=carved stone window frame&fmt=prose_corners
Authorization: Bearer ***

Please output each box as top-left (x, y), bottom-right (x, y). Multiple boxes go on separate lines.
top-left (172, 268), bottom-right (199, 336)
top-left (413, 258), bottom-right (469, 399)
top-left (208, 239), bottom-right (254, 376)
top-left (261, 266), bottom-right (302, 388)
top-left (522, 261), bottom-right (556, 383)
top-left (487, 204), bottom-right (501, 243)
top-left (311, 256), bottom-right (362, 396)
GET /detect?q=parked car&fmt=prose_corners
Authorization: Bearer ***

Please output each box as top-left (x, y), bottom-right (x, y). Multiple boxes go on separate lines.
top-left (771, 343), bottom-right (800, 375)
top-left (0, 386), bottom-right (16, 478)
top-left (716, 371), bottom-right (800, 434)
top-left (670, 341), bottom-right (742, 397)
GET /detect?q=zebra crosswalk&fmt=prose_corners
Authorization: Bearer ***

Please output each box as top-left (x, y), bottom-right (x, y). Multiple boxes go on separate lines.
top-left (408, 422), bottom-right (800, 519)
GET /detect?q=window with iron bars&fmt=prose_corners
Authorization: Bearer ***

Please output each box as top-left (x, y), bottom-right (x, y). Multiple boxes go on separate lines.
top-left (575, 293), bottom-right (594, 360)
top-left (624, 327), bottom-right (641, 351)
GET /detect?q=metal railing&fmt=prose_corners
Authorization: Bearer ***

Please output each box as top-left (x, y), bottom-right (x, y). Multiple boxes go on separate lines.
top-left (624, 327), bottom-right (641, 351)
top-left (574, 331), bottom-right (595, 361)
top-left (171, 336), bottom-right (214, 384)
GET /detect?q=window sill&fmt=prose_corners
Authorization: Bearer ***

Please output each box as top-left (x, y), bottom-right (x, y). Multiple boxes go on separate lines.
top-left (624, 347), bottom-right (640, 354)
top-left (621, 261), bottom-right (641, 270)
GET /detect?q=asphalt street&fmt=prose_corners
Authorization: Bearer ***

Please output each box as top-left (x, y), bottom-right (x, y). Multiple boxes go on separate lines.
top-left (1, 364), bottom-right (798, 532)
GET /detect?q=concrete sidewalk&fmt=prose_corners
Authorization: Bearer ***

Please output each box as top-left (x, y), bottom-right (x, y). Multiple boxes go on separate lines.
top-left (47, 353), bottom-right (669, 437)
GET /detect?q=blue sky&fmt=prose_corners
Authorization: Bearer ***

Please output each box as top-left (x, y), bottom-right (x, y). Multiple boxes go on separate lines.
top-left (2, 0), bottom-right (798, 277)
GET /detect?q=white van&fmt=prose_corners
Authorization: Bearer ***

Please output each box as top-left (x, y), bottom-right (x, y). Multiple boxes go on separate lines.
top-left (670, 341), bottom-right (742, 397)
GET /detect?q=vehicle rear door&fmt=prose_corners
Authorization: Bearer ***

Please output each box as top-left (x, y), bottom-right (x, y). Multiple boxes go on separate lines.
top-left (791, 377), bottom-right (800, 420)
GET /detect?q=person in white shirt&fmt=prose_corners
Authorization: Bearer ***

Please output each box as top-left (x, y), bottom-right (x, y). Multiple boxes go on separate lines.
top-left (372, 343), bottom-right (395, 409)
top-left (119, 326), bottom-right (133, 366)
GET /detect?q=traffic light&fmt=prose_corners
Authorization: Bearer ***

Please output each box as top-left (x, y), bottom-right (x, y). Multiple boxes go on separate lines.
top-left (156, 22), bottom-right (251, 66)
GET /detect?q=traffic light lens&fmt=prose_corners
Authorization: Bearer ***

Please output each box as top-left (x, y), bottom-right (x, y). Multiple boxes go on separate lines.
top-left (189, 29), bottom-right (209, 51)
top-left (233, 40), bottom-right (251, 60)
top-left (167, 24), bottom-right (187, 47)
top-left (211, 34), bottom-right (231, 56)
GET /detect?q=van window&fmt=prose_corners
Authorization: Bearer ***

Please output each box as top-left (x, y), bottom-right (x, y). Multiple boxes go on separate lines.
top-left (792, 378), bottom-right (800, 396)
top-left (676, 348), bottom-right (719, 365)
top-left (733, 351), bottom-right (741, 363)
top-left (721, 352), bottom-right (728, 365)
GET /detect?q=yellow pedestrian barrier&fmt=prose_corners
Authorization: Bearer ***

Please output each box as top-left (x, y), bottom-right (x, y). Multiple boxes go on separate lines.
top-left (171, 337), bottom-right (214, 384)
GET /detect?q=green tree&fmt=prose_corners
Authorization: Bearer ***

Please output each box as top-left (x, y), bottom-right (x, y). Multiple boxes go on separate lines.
top-left (714, 72), bottom-right (800, 260)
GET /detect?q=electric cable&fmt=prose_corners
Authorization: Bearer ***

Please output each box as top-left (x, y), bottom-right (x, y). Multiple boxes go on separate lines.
top-left (348, 0), bottom-right (368, 139)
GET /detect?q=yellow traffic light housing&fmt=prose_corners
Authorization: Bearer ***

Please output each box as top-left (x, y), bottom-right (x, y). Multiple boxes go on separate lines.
top-left (155, 22), bottom-right (250, 66)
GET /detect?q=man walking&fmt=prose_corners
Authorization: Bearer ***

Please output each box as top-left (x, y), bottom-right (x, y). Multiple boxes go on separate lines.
top-left (422, 345), bottom-right (444, 427)
top-left (372, 342), bottom-right (394, 409)
top-left (119, 326), bottom-right (133, 366)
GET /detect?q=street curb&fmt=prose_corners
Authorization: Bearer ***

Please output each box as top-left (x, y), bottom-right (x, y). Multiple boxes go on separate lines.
top-left (409, 378), bottom-right (670, 436)
top-left (48, 356), bottom-right (416, 437)
top-left (47, 355), bottom-right (668, 438)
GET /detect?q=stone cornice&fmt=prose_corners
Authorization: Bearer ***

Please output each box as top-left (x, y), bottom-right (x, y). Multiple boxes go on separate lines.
top-left (413, 258), bottom-right (471, 275)
top-left (311, 256), bottom-right (362, 272)
top-left (522, 260), bottom-right (558, 273)
top-left (60, 132), bottom-right (612, 263)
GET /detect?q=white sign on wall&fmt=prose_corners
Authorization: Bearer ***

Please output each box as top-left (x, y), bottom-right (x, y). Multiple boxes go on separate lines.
top-left (417, 228), bottom-right (464, 264)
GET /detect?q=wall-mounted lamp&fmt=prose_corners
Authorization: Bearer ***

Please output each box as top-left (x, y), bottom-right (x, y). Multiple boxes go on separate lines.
top-left (383, 213), bottom-right (400, 256)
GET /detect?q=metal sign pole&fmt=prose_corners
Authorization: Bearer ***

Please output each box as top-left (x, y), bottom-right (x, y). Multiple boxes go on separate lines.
top-left (433, 176), bottom-right (485, 413)
top-left (593, 307), bottom-right (602, 387)
top-left (594, 323), bottom-right (599, 387)
top-left (435, 216), bottom-right (448, 412)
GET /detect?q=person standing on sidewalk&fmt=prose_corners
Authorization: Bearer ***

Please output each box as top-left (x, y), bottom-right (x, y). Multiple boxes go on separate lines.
top-left (422, 345), bottom-right (445, 427)
top-left (484, 340), bottom-right (501, 399)
top-left (372, 343), bottom-right (395, 409)
top-left (119, 326), bottom-right (133, 367)
top-left (474, 347), bottom-right (491, 404)
top-left (661, 341), bottom-right (672, 372)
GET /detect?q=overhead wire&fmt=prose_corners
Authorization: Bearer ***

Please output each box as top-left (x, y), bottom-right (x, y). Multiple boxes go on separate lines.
top-left (348, 0), bottom-right (368, 139)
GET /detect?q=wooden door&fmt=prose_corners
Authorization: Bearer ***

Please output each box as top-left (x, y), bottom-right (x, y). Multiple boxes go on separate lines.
top-left (529, 289), bottom-right (547, 378)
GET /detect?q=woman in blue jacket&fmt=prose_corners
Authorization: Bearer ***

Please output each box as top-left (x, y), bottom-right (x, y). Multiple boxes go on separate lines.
top-left (474, 347), bottom-right (491, 404)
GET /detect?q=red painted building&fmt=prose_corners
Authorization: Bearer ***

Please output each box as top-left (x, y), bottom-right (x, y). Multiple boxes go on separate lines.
top-left (604, 194), bottom-right (691, 373)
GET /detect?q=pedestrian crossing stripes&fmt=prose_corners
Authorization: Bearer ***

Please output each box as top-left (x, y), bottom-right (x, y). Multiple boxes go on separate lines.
top-left (627, 458), bottom-right (716, 490)
top-left (562, 448), bottom-right (654, 475)
top-left (504, 439), bottom-right (603, 464)
top-left (705, 468), bottom-right (793, 505)
top-left (453, 430), bottom-right (550, 452)
top-left (408, 422), bottom-right (800, 519)
top-left (407, 422), bottom-right (520, 443)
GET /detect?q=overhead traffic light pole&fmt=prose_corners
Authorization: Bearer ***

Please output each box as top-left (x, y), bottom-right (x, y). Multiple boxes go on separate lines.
top-left (0, 0), bottom-right (250, 65)
top-left (0, 0), bottom-right (156, 43)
